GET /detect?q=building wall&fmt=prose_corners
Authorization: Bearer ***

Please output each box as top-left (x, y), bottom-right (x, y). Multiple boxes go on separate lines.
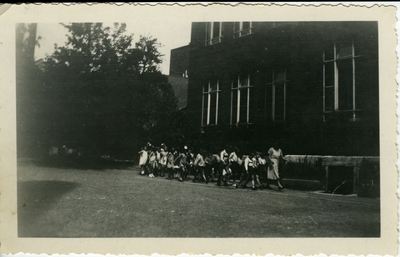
top-left (169, 45), bottom-right (190, 109)
top-left (185, 22), bottom-right (379, 156)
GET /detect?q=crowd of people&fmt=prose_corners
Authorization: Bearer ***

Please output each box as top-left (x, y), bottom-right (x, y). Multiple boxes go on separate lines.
top-left (138, 142), bottom-right (288, 190)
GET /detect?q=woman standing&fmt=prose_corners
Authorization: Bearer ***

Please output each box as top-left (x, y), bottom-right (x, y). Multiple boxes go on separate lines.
top-left (267, 142), bottom-right (287, 190)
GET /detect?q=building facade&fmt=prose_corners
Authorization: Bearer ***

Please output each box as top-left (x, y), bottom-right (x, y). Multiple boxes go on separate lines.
top-left (168, 45), bottom-right (190, 109)
top-left (176, 22), bottom-right (379, 156)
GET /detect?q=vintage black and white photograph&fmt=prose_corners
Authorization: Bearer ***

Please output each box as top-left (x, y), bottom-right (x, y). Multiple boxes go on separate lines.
top-left (1, 3), bottom-right (398, 256)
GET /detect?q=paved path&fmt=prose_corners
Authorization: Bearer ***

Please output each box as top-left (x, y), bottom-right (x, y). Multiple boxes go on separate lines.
top-left (17, 159), bottom-right (380, 237)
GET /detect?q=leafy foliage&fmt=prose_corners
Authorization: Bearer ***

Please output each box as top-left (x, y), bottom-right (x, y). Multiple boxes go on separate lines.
top-left (20, 23), bottom-right (180, 159)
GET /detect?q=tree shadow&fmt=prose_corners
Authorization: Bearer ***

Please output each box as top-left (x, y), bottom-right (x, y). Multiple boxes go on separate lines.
top-left (18, 180), bottom-right (79, 237)
top-left (32, 158), bottom-right (135, 171)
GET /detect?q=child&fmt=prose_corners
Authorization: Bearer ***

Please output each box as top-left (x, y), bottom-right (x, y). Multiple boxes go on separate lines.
top-left (204, 152), bottom-right (212, 184)
top-left (155, 147), bottom-right (161, 177)
top-left (187, 149), bottom-right (195, 179)
top-left (179, 147), bottom-right (188, 182)
top-left (160, 146), bottom-right (168, 177)
top-left (229, 147), bottom-right (239, 187)
top-left (219, 151), bottom-right (230, 186)
top-left (193, 149), bottom-right (207, 183)
top-left (236, 154), bottom-right (249, 188)
top-left (258, 152), bottom-right (267, 187)
top-left (211, 152), bottom-right (221, 183)
top-left (147, 147), bottom-right (157, 178)
top-left (138, 146), bottom-right (148, 175)
top-left (167, 148), bottom-right (175, 179)
top-left (173, 148), bottom-right (181, 179)
top-left (250, 153), bottom-right (262, 190)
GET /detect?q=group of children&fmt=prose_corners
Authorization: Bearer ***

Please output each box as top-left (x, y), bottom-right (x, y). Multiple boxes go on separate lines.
top-left (138, 142), bottom-right (287, 190)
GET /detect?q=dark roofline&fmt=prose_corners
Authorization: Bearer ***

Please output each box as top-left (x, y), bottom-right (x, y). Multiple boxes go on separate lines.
top-left (171, 44), bottom-right (190, 52)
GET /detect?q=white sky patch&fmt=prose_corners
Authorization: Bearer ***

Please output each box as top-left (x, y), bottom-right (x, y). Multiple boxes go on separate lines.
top-left (34, 22), bottom-right (191, 75)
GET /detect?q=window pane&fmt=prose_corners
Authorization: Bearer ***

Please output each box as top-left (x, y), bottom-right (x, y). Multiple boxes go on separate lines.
top-left (239, 88), bottom-right (248, 123)
top-left (265, 84), bottom-right (273, 121)
top-left (205, 22), bottom-right (211, 41)
top-left (325, 87), bottom-right (334, 112)
top-left (355, 57), bottom-right (377, 110)
top-left (234, 22), bottom-right (240, 32)
top-left (202, 95), bottom-right (208, 126)
top-left (275, 72), bottom-right (285, 83)
top-left (324, 62), bottom-right (334, 88)
top-left (210, 81), bottom-right (218, 91)
top-left (209, 93), bottom-right (216, 125)
top-left (240, 74), bottom-right (249, 87)
top-left (338, 59), bottom-right (353, 110)
top-left (324, 44), bottom-right (334, 61)
top-left (275, 84), bottom-right (285, 121)
top-left (232, 78), bottom-right (238, 89)
top-left (337, 45), bottom-right (352, 58)
top-left (354, 41), bottom-right (361, 56)
top-left (242, 22), bottom-right (251, 36)
top-left (231, 89), bottom-right (238, 124)
top-left (266, 71), bottom-right (273, 84)
top-left (248, 87), bottom-right (254, 124)
top-left (213, 22), bottom-right (220, 38)
top-left (249, 73), bottom-right (255, 85)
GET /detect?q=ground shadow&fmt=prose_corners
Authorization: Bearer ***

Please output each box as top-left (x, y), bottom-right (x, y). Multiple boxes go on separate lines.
top-left (32, 158), bottom-right (134, 171)
top-left (18, 180), bottom-right (79, 237)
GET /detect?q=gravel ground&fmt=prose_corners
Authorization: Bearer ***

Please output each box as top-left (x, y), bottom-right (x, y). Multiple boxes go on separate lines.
top-left (17, 159), bottom-right (380, 237)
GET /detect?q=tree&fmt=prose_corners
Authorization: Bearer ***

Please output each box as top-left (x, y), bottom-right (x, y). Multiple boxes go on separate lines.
top-left (39, 23), bottom-right (178, 158)
top-left (134, 35), bottom-right (163, 74)
top-left (16, 23), bottom-right (45, 157)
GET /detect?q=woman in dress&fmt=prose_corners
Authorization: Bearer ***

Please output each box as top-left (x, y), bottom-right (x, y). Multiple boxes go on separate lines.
top-left (267, 142), bottom-right (287, 190)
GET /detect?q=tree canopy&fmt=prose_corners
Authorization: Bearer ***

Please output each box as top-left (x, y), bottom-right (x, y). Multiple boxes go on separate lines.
top-left (23, 23), bottom-right (179, 158)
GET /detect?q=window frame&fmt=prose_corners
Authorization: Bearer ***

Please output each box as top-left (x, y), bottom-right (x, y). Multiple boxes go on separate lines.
top-left (266, 69), bottom-right (288, 122)
top-left (233, 22), bottom-right (253, 38)
top-left (230, 74), bottom-right (253, 126)
top-left (202, 80), bottom-right (220, 126)
top-left (205, 22), bottom-right (223, 46)
top-left (323, 41), bottom-right (361, 121)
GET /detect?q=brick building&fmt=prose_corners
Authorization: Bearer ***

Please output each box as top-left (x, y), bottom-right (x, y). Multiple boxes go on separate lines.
top-left (172, 22), bottom-right (379, 156)
top-left (168, 45), bottom-right (190, 109)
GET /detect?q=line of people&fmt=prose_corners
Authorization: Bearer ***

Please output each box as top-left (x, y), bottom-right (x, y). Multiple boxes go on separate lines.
top-left (138, 142), bottom-right (288, 190)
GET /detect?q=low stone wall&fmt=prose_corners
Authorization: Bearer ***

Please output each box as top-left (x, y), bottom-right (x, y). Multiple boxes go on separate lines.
top-left (282, 155), bottom-right (380, 197)
top-left (285, 155), bottom-right (379, 166)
